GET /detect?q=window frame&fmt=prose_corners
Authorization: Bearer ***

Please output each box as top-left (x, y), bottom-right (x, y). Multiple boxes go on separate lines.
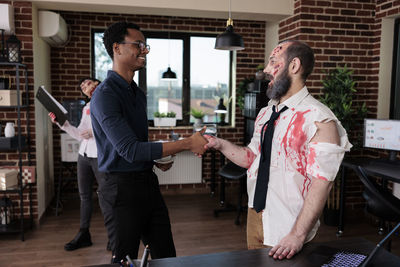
top-left (391, 19), bottom-right (400, 119)
top-left (91, 29), bottom-right (233, 126)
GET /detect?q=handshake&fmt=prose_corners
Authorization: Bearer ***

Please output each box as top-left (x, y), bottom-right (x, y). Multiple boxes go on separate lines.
top-left (186, 126), bottom-right (220, 157)
top-left (156, 126), bottom-right (223, 172)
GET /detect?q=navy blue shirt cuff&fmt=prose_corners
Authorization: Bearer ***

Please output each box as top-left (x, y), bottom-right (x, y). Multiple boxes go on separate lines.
top-left (151, 142), bottom-right (163, 160)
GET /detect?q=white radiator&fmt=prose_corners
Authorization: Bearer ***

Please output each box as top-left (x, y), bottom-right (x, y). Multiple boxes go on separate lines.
top-left (154, 151), bottom-right (202, 185)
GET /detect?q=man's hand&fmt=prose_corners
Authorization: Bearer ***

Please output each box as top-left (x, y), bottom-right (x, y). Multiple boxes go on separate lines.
top-left (203, 135), bottom-right (222, 150)
top-left (189, 126), bottom-right (208, 156)
top-left (268, 233), bottom-right (304, 260)
top-left (155, 161), bottom-right (173, 171)
top-left (80, 129), bottom-right (93, 139)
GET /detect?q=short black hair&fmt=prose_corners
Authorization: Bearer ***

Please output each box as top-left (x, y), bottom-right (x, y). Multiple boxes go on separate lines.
top-left (102, 21), bottom-right (141, 60)
top-left (280, 40), bottom-right (315, 81)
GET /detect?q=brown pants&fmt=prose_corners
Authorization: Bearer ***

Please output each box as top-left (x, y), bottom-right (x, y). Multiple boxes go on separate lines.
top-left (246, 208), bottom-right (271, 250)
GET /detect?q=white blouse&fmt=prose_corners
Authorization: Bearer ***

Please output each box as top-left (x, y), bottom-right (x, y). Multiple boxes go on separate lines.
top-left (58, 102), bottom-right (97, 158)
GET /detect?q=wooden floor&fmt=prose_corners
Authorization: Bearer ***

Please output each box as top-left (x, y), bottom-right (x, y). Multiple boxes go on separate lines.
top-left (0, 192), bottom-right (399, 266)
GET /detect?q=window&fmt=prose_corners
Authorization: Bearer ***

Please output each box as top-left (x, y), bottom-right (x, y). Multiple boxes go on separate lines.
top-left (93, 31), bottom-right (112, 82)
top-left (92, 30), bottom-right (232, 125)
top-left (146, 38), bottom-right (184, 119)
top-left (190, 37), bottom-right (230, 124)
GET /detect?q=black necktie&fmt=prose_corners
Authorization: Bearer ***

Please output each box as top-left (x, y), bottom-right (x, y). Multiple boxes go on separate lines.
top-left (253, 105), bottom-right (288, 213)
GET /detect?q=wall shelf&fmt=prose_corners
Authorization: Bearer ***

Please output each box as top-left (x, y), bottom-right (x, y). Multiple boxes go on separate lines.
top-left (0, 62), bottom-right (33, 241)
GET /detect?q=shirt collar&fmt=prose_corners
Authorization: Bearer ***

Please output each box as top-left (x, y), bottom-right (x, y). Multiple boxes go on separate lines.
top-left (107, 70), bottom-right (138, 92)
top-left (268, 86), bottom-right (309, 110)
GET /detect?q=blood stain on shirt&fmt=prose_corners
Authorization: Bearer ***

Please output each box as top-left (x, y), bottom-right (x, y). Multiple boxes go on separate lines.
top-left (316, 174), bottom-right (327, 181)
top-left (307, 147), bottom-right (316, 166)
top-left (256, 109), bottom-right (267, 124)
top-left (245, 148), bottom-right (256, 168)
top-left (281, 110), bottom-right (311, 196)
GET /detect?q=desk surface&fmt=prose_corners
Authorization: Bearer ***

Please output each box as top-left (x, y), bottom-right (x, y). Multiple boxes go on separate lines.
top-left (88, 238), bottom-right (400, 267)
top-left (342, 157), bottom-right (400, 182)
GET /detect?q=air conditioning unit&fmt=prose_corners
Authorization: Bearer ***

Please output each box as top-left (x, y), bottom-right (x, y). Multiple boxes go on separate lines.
top-left (38, 11), bottom-right (68, 47)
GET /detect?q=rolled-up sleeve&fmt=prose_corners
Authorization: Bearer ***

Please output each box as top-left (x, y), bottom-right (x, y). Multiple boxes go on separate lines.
top-left (306, 142), bottom-right (347, 181)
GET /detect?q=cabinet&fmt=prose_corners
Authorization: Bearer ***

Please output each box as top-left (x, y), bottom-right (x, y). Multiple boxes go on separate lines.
top-left (243, 79), bottom-right (268, 144)
top-left (0, 62), bottom-right (33, 241)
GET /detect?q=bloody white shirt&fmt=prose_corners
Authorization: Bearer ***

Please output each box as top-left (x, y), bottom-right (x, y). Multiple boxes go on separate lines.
top-left (246, 86), bottom-right (352, 246)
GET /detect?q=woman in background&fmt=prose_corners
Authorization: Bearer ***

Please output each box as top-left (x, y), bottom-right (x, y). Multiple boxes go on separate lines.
top-left (49, 77), bottom-right (110, 251)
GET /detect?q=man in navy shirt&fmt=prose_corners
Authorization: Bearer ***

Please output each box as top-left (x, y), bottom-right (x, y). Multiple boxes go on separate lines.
top-left (91, 21), bottom-right (208, 263)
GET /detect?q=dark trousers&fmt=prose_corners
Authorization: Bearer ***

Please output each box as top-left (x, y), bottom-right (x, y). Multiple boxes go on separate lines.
top-left (98, 170), bottom-right (176, 261)
top-left (77, 154), bottom-right (106, 229)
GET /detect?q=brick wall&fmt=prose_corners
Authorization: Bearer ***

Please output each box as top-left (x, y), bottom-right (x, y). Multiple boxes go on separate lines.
top-left (50, 11), bottom-right (266, 191)
top-left (0, 1), bottom-right (37, 219)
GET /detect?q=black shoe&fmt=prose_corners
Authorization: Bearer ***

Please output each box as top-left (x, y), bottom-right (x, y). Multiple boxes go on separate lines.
top-left (64, 229), bottom-right (92, 251)
top-left (106, 240), bottom-right (112, 251)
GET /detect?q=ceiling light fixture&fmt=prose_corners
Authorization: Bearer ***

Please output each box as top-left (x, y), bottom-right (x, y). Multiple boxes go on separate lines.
top-left (214, 0), bottom-right (244, 51)
top-left (162, 17), bottom-right (177, 80)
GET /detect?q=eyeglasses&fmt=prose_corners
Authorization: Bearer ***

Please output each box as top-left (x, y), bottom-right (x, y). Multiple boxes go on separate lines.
top-left (119, 41), bottom-right (150, 52)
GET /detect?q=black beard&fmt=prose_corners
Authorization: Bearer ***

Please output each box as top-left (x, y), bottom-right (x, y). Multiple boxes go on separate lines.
top-left (266, 66), bottom-right (291, 100)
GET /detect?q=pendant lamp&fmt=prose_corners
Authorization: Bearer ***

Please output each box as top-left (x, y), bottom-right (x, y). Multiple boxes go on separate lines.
top-left (161, 18), bottom-right (177, 80)
top-left (215, 0), bottom-right (244, 51)
top-left (162, 66), bottom-right (177, 80)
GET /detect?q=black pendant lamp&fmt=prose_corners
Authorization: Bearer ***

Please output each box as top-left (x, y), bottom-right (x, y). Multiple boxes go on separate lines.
top-left (162, 67), bottom-right (177, 79)
top-left (161, 18), bottom-right (177, 80)
top-left (215, 0), bottom-right (244, 51)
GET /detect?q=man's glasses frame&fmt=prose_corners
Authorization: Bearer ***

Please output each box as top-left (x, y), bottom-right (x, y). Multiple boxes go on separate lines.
top-left (119, 41), bottom-right (150, 51)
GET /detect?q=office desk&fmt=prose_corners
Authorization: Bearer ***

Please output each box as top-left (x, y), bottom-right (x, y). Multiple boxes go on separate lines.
top-left (87, 238), bottom-right (400, 267)
top-left (338, 157), bottom-right (400, 235)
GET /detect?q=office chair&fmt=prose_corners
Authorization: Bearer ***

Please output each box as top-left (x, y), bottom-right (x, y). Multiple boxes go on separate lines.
top-left (354, 166), bottom-right (400, 251)
top-left (213, 161), bottom-right (247, 225)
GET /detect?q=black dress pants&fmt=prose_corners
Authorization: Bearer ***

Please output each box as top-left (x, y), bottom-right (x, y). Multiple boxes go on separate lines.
top-left (98, 170), bottom-right (176, 261)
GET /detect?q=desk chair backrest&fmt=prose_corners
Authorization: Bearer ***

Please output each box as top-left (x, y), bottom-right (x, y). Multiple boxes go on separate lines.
top-left (355, 166), bottom-right (400, 222)
top-left (218, 161), bottom-right (247, 180)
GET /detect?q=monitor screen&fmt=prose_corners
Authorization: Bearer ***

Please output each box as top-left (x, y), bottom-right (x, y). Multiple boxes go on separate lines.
top-left (364, 119), bottom-right (400, 152)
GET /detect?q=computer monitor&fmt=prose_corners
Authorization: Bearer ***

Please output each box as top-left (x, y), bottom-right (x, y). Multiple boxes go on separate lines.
top-left (364, 118), bottom-right (400, 161)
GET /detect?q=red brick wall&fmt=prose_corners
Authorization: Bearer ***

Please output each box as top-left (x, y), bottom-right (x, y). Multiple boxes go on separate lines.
top-left (50, 11), bottom-right (266, 190)
top-left (0, 1), bottom-right (37, 219)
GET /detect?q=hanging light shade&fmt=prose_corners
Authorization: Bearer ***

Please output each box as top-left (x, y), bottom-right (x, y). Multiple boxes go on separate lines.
top-left (161, 17), bottom-right (177, 80)
top-left (162, 66), bottom-right (177, 80)
top-left (215, 18), bottom-right (244, 51)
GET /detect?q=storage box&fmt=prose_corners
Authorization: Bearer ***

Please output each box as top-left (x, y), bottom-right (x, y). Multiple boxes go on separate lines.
top-left (0, 90), bottom-right (23, 106)
top-left (1, 165), bottom-right (35, 185)
top-left (0, 168), bottom-right (18, 190)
